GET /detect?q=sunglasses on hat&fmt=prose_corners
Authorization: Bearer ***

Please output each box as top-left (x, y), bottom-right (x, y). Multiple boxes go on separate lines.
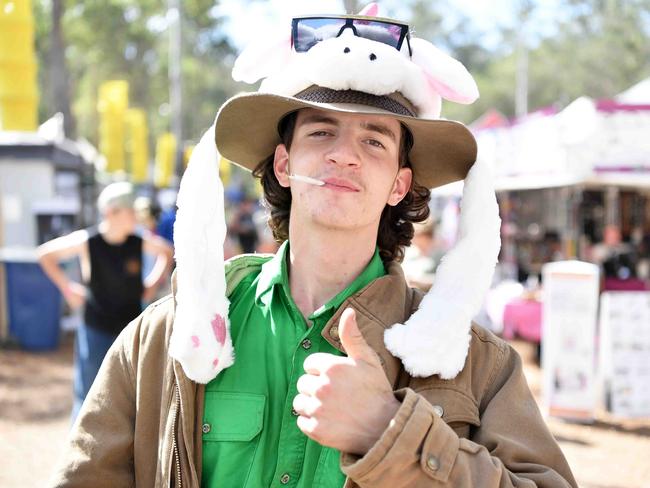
top-left (291, 14), bottom-right (412, 57)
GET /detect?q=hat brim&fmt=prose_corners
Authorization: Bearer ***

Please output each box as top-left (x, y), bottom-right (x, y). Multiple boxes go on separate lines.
top-left (215, 92), bottom-right (477, 189)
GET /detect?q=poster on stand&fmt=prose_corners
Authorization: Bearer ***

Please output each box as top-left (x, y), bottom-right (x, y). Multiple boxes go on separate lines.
top-left (600, 292), bottom-right (650, 418)
top-left (542, 261), bottom-right (600, 421)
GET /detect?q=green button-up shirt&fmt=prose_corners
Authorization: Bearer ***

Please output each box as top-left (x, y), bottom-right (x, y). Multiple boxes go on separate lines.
top-left (202, 241), bottom-right (386, 487)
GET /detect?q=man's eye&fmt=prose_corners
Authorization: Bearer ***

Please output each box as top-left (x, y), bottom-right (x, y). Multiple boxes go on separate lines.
top-left (367, 139), bottom-right (385, 148)
top-left (310, 130), bottom-right (330, 137)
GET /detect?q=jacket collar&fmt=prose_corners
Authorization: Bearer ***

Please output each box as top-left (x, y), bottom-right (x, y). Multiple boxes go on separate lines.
top-left (320, 261), bottom-right (421, 387)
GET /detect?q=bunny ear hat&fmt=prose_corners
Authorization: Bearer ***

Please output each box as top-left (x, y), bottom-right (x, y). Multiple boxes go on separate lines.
top-left (170, 3), bottom-right (501, 384)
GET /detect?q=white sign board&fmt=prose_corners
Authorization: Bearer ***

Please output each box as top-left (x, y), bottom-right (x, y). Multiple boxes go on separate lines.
top-left (541, 261), bottom-right (600, 421)
top-left (599, 292), bottom-right (650, 418)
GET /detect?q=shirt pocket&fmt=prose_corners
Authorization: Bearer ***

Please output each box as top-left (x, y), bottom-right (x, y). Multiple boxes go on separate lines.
top-left (415, 387), bottom-right (481, 439)
top-left (201, 392), bottom-right (266, 487)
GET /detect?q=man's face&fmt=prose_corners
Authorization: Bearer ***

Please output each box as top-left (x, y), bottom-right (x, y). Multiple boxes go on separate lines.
top-left (105, 206), bottom-right (137, 235)
top-left (273, 108), bottom-right (412, 232)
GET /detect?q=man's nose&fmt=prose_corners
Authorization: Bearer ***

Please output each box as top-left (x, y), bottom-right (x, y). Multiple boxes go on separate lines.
top-left (325, 133), bottom-right (361, 167)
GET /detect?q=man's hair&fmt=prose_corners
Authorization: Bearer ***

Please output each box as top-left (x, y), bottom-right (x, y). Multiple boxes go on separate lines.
top-left (252, 111), bottom-right (431, 263)
top-left (97, 182), bottom-right (135, 214)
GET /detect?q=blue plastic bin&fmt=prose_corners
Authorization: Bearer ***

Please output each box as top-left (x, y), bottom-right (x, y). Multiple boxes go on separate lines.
top-left (2, 250), bottom-right (62, 351)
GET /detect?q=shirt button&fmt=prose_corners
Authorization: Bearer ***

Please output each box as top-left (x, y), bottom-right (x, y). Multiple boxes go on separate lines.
top-left (301, 339), bottom-right (312, 350)
top-left (432, 405), bottom-right (444, 418)
top-left (291, 407), bottom-right (299, 416)
top-left (280, 473), bottom-right (291, 484)
top-left (330, 326), bottom-right (339, 340)
top-left (426, 454), bottom-right (440, 471)
top-left (202, 423), bottom-right (211, 434)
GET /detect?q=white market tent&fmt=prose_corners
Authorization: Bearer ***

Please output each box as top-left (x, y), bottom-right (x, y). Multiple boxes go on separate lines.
top-left (434, 78), bottom-right (650, 196)
top-left (616, 77), bottom-right (650, 104)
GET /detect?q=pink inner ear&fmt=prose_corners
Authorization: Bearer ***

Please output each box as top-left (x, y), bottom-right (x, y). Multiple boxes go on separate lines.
top-left (358, 3), bottom-right (379, 16)
top-left (424, 71), bottom-right (475, 104)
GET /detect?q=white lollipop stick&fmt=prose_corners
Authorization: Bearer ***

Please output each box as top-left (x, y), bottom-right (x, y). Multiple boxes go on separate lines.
top-left (288, 173), bottom-right (325, 186)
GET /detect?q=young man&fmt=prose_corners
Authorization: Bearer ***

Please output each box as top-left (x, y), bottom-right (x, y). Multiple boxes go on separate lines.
top-left (38, 182), bottom-right (173, 419)
top-left (50, 9), bottom-right (577, 487)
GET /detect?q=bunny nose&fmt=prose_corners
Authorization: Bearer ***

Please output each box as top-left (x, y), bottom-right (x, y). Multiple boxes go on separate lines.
top-left (344, 47), bottom-right (350, 53)
top-left (369, 53), bottom-right (377, 61)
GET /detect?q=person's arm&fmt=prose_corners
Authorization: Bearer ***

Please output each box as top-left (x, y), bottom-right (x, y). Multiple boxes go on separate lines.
top-left (141, 232), bottom-right (174, 301)
top-left (37, 230), bottom-right (89, 310)
top-left (340, 344), bottom-right (578, 487)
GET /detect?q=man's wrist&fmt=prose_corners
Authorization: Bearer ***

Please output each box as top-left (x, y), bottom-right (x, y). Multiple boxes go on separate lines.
top-left (358, 394), bottom-right (402, 455)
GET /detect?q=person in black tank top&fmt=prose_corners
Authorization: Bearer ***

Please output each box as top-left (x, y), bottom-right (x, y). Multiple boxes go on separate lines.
top-left (85, 229), bottom-right (144, 335)
top-left (38, 182), bottom-right (174, 421)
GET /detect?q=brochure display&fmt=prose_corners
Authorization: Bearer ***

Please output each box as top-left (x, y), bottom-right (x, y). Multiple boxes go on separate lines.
top-left (600, 292), bottom-right (650, 418)
top-left (541, 261), bottom-right (600, 421)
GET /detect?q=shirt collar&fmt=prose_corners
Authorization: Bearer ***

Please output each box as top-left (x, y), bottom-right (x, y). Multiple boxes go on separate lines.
top-left (255, 240), bottom-right (289, 305)
top-left (255, 240), bottom-right (386, 315)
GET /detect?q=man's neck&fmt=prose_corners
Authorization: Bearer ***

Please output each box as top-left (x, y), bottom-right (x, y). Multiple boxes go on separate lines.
top-left (288, 224), bottom-right (378, 319)
top-left (98, 221), bottom-right (129, 245)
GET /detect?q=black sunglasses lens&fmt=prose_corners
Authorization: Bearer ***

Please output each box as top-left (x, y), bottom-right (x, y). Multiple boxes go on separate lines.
top-left (293, 18), bottom-right (346, 52)
top-left (352, 20), bottom-right (403, 48)
top-left (293, 17), bottom-right (408, 53)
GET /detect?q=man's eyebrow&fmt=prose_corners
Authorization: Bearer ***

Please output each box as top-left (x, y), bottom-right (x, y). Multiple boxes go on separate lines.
top-left (362, 122), bottom-right (397, 142)
top-left (300, 114), bottom-right (340, 126)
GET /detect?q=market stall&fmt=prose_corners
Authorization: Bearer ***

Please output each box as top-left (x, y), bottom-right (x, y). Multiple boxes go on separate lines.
top-left (0, 130), bottom-right (94, 349)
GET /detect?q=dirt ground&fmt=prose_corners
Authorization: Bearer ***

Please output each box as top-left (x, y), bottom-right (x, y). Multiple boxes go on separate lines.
top-left (0, 334), bottom-right (649, 488)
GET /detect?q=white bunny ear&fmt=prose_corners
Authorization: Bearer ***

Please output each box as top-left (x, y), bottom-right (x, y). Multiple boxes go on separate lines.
top-left (410, 37), bottom-right (479, 104)
top-left (232, 30), bottom-right (292, 84)
top-left (170, 125), bottom-right (234, 384)
top-left (358, 2), bottom-right (379, 16)
top-left (384, 158), bottom-right (501, 379)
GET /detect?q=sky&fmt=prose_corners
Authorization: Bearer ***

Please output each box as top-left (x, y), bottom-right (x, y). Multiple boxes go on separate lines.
top-left (215, 0), bottom-right (562, 51)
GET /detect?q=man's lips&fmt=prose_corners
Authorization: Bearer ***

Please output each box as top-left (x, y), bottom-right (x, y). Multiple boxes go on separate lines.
top-left (321, 177), bottom-right (361, 192)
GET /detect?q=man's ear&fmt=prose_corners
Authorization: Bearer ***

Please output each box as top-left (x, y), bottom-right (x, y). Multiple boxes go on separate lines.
top-left (387, 167), bottom-right (413, 206)
top-left (273, 144), bottom-right (291, 188)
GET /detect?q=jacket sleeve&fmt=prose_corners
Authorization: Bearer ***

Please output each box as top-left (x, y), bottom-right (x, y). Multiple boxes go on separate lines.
top-left (340, 345), bottom-right (578, 487)
top-left (48, 320), bottom-right (140, 487)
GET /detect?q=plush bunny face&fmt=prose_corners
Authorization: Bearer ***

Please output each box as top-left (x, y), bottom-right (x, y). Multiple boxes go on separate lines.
top-left (262, 29), bottom-right (410, 93)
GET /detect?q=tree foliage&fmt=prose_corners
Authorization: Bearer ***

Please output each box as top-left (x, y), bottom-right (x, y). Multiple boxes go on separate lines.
top-left (446, 0), bottom-right (650, 122)
top-left (34, 0), bottom-right (241, 149)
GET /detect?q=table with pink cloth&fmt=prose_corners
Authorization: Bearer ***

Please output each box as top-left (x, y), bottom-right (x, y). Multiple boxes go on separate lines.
top-left (502, 297), bottom-right (542, 343)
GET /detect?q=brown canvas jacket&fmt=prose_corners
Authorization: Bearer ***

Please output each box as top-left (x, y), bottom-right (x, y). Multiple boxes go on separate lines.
top-left (49, 256), bottom-right (577, 487)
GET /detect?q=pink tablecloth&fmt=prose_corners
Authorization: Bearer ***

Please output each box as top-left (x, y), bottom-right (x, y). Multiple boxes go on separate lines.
top-left (603, 278), bottom-right (649, 291)
top-left (502, 298), bottom-right (542, 343)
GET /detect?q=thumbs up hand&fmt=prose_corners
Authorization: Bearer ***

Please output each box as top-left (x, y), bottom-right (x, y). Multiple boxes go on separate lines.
top-left (294, 308), bottom-right (401, 455)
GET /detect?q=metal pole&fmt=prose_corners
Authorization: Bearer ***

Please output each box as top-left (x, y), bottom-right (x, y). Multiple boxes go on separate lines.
top-left (168, 0), bottom-right (183, 182)
top-left (515, 0), bottom-right (532, 118)
top-left (515, 38), bottom-right (528, 118)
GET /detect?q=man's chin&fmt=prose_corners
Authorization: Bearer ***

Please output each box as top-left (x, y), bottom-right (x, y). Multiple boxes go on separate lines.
top-left (309, 214), bottom-right (371, 233)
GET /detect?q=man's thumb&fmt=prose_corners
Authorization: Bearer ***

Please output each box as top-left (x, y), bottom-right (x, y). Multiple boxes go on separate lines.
top-left (339, 307), bottom-right (377, 363)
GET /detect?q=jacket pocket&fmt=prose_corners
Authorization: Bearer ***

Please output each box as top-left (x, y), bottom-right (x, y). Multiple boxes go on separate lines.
top-left (201, 392), bottom-right (266, 487)
top-left (414, 387), bottom-right (481, 439)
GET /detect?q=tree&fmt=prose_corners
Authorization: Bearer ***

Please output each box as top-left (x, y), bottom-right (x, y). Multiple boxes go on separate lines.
top-left (34, 0), bottom-right (239, 152)
top-left (48, 0), bottom-right (76, 137)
